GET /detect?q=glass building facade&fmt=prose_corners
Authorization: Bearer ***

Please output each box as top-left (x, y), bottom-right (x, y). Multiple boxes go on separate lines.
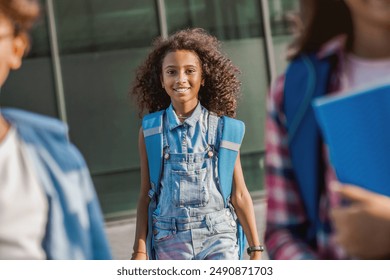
top-left (0, 0), bottom-right (299, 219)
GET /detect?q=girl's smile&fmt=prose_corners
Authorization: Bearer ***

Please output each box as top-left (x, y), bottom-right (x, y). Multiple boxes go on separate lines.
top-left (173, 87), bottom-right (190, 93)
top-left (161, 50), bottom-right (204, 113)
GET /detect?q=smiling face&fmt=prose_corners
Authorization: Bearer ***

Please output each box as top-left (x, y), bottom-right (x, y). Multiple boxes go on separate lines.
top-left (160, 50), bottom-right (204, 111)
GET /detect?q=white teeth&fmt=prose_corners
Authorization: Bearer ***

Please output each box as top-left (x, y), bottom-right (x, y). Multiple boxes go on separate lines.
top-left (174, 88), bottom-right (189, 93)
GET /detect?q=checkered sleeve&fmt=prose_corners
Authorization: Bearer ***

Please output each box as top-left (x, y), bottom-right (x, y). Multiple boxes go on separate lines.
top-left (264, 75), bottom-right (319, 259)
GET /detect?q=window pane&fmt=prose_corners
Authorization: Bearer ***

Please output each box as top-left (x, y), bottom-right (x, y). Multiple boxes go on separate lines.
top-left (165, 0), bottom-right (263, 40)
top-left (93, 170), bottom-right (141, 218)
top-left (268, 0), bottom-right (300, 74)
top-left (54, 0), bottom-right (159, 54)
top-left (268, 0), bottom-right (299, 36)
top-left (29, 1), bottom-right (52, 58)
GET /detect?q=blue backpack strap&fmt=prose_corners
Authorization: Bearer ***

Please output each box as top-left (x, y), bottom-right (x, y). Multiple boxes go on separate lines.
top-left (284, 53), bottom-right (332, 244)
top-left (142, 110), bottom-right (164, 259)
top-left (219, 116), bottom-right (245, 206)
top-left (218, 116), bottom-right (246, 259)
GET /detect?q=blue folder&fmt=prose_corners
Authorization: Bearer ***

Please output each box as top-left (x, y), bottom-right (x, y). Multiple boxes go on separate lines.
top-left (312, 83), bottom-right (390, 196)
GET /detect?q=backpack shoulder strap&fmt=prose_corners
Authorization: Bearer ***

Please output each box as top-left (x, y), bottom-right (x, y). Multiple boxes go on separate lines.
top-left (142, 110), bottom-right (164, 260)
top-left (218, 116), bottom-right (245, 207)
top-left (218, 116), bottom-right (246, 259)
top-left (284, 53), bottom-right (333, 243)
top-left (284, 54), bottom-right (332, 141)
top-left (142, 110), bottom-right (164, 196)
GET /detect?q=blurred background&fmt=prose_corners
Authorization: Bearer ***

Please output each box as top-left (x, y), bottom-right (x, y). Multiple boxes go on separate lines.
top-left (0, 0), bottom-right (299, 221)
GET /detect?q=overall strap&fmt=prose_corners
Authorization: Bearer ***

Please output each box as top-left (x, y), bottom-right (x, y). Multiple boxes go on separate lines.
top-left (162, 113), bottom-right (169, 153)
top-left (218, 116), bottom-right (245, 207)
top-left (142, 110), bottom-right (164, 260)
top-left (207, 112), bottom-right (219, 148)
top-left (284, 53), bottom-right (333, 244)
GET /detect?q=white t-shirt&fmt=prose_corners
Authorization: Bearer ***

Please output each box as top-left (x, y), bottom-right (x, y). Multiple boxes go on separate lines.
top-left (343, 54), bottom-right (390, 90)
top-left (0, 126), bottom-right (48, 259)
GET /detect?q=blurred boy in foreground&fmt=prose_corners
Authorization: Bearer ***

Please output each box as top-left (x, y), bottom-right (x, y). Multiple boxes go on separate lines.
top-left (0, 0), bottom-right (111, 259)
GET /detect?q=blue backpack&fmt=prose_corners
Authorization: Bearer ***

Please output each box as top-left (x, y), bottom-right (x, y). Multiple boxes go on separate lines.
top-left (142, 110), bottom-right (247, 259)
top-left (284, 53), bottom-right (334, 247)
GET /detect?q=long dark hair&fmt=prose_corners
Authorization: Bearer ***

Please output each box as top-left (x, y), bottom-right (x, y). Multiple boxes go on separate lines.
top-left (289, 0), bottom-right (353, 58)
top-left (131, 28), bottom-right (241, 117)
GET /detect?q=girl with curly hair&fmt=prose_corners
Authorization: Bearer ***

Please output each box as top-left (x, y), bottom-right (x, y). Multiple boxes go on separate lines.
top-left (131, 28), bottom-right (261, 260)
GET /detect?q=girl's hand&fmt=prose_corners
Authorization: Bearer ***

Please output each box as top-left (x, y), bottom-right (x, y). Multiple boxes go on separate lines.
top-left (330, 182), bottom-right (390, 259)
top-left (249, 251), bottom-right (262, 260)
top-left (131, 252), bottom-right (148, 260)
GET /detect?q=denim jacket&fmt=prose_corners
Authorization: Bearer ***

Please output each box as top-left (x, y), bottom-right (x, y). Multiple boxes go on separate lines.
top-left (2, 108), bottom-right (112, 259)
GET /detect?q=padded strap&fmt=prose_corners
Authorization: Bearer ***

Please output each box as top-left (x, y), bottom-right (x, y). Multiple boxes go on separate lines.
top-left (142, 110), bottom-right (164, 260)
top-left (142, 110), bottom-right (164, 191)
top-left (218, 116), bottom-right (245, 207)
top-left (218, 116), bottom-right (246, 260)
top-left (284, 54), bottom-right (332, 243)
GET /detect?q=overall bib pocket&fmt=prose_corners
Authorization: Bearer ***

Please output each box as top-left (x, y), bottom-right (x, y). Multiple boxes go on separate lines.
top-left (171, 167), bottom-right (209, 207)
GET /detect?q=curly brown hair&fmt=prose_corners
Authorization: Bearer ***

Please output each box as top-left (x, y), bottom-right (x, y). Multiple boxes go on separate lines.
top-left (131, 28), bottom-right (241, 118)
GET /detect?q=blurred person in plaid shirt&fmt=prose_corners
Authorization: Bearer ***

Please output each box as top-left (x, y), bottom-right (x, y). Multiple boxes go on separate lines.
top-left (265, 0), bottom-right (390, 259)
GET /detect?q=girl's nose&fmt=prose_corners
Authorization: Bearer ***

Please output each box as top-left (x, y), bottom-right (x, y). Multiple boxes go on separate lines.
top-left (176, 73), bottom-right (187, 83)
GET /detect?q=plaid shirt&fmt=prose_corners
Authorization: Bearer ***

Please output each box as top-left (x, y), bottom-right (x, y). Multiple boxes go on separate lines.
top-left (265, 36), bottom-right (349, 259)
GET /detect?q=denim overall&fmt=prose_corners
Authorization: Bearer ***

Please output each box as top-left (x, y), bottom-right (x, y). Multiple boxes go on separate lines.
top-left (152, 103), bottom-right (238, 260)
